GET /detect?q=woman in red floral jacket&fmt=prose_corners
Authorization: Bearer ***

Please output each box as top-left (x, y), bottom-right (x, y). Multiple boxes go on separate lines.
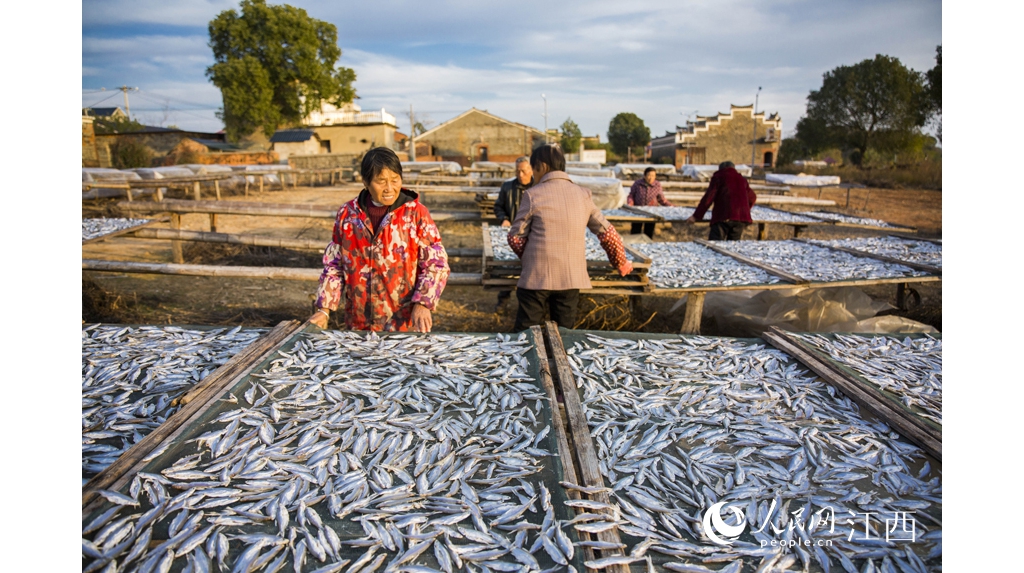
top-left (310, 148), bottom-right (450, 332)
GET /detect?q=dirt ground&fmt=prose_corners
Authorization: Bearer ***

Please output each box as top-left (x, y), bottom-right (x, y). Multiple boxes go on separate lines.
top-left (83, 182), bottom-right (942, 334)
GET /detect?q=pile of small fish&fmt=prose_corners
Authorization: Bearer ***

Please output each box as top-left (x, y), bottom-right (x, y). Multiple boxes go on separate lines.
top-left (83, 218), bottom-right (152, 241)
top-left (627, 206), bottom-right (704, 221)
top-left (716, 240), bottom-right (928, 282)
top-left (83, 331), bottom-right (580, 573)
top-left (489, 225), bottom-right (637, 263)
top-left (601, 209), bottom-right (653, 220)
top-left (747, 207), bottom-right (821, 224)
top-left (794, 333), bottom-right (942, 426)
top-left (801, 212), bottom-right (900, 229)
top-left (565, 333), bottom-right (941, 573)
top-left (82, 325), bottom-right (264, 481)
top-left (627, 206), bottom-right (820, 224)
top-left (810, 237), bottom-right (942, 269)
top-left (629, 242), bottom-right (781, 289)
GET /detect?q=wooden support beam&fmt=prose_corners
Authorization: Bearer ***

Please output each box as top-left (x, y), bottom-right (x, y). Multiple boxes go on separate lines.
top-left (757, 222), bottom-right (768, 240)
top-left (528, 326), bottom-right (595, 564)
top-left (209, 213), bottom-right (218, 233)
top-left (695, 239), bottom-right (809, 284)
top-left (82, 320), bottom-right (306, 513)
top-left (132, 228), bottom-right (325, 250)
top-left (541, 323), bottom-right (629, 572)
top-left (214, 179), bottom-right (221, 200)
top-left (82, 259), bottom-right (484, 285)
top-left (169, 213), bottom-right (183, 264)
top-left (192, 180), bottom-right (201, 201)
top-left (679, 291), bottom-right (706, 334)
top-left (761, 326), bottom-right (941, 460)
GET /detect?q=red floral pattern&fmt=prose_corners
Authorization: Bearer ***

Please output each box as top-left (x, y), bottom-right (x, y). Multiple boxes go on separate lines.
top-left (316, 191), bottom-right (450, 331)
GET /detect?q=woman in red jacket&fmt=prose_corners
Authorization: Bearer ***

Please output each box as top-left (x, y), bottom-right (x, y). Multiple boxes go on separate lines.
top-left (310, 147), bottom-right (450, 332)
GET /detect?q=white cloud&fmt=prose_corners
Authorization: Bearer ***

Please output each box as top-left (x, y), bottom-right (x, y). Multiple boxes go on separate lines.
top-left (82, 0), bottom-right (939, 137)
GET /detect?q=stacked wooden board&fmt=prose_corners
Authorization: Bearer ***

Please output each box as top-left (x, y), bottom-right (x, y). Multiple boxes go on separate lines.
top-left (481, 223), bottom-right (653, 293)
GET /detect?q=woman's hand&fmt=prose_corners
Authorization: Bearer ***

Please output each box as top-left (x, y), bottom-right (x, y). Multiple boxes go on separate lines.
top-left (617, 261), bottom-right (634, 276)
top-left (309, 309), bottom-right (329, 329)
top-left (683, 216), bottom-right (696, 225)
top-left (410, 304), bottom-right (432, 332)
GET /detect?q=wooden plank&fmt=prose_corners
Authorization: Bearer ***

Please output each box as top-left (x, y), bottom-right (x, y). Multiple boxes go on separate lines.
top-left (679, 291), bottom-right (706, 334)
top-left (695, 239), bottom-right (809, 284)
top-left (116, 199), bottom-right (479, 222)
top-left (794, 238), bottom-right (941, 276)
top-left (82, 259), bottom-right (482, 284)
top-left (541, 322), bottom-right (629, 571)
top-left (528, 326), bottom-right (596, 565)
top-left (82, 320), bottom-right (305, 513)
top-left (761, 326), bottom-right (941, 460)
top-left (131, 228), bottom-right (327, 250)
top-left (890, 233), bottom-right (940, 244)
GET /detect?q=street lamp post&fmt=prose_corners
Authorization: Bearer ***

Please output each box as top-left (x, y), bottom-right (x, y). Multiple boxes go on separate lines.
top-left (751, 87), bottom-right (762, 169)
top-left (542, 94), bottom-right (549, 144)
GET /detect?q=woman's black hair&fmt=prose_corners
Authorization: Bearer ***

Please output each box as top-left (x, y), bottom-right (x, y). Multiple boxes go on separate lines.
top-left (361, 147), bottom-right (404, 182)
top-left (529, 144), bottom-right (566, 174)
top-left (644, 167), bottom-right (657, 176)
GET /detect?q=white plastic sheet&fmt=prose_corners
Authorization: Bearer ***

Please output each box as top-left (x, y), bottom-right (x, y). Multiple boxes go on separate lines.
top-left (401, 161), bottom-right (463, 175)
top-left (568, 176), bottom-right (626, 210)
top-left (82, 168), bottom-right (142, 182)
top-left (681, 164), bottom-right (753, 181)
top-left (765, 173), bottom-right (841, 186)
top-left (178, 164), bottom-right (235, 175)
top-left (566, 161), bottom-right (603, 170)
top-left (793, 160), bottom-right (829, 168)
top-left (612, 164), bottom-right (677, 177)
top-left (697, 286), bottom-right (918, 336)
top-left (567, 167), bottom-right (615, 178)
top-left (131, 167), bottom-right (196, 180)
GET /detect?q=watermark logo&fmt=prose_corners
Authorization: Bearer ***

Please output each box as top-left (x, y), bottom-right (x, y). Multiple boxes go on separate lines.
top-left (702, 501), bottom-right (747, 545)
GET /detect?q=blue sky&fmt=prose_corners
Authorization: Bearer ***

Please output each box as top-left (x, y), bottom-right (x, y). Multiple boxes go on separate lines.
top-left (82, 0), bottom-right (941, 140)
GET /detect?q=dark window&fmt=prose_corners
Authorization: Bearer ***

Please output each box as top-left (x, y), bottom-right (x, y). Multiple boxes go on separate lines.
top-left (763, 151), bottom-right (773, 167)
top-left (320, 140), bottom-right (331, 153)
top-left (478, 146), bottom-right (489, 162)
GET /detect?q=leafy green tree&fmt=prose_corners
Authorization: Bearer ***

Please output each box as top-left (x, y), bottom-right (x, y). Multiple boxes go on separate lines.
top-left (925, 46), bottom-right (941, 142)
top-left (207, 0), bottom-right (357, 141)
top-left (802, 54), bottom-right (927, 164)
top-left (607, 113), bottom-right (650, 163)
top-left (111, 140), bottom-right (153, 169)
top-left (559, 118), bottom-right (582, 154)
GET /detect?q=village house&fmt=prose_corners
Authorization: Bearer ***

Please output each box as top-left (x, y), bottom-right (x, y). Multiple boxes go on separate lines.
top-left (269, 129), bottom-right (322, 161)
top-left (649, 104), bottom-right (782, 169)
top-left (413, 108), bottom-right (547, 166)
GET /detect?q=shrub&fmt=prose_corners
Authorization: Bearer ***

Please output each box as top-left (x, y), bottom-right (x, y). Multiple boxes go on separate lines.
top-left (111, 140), bottom-right (153, 169)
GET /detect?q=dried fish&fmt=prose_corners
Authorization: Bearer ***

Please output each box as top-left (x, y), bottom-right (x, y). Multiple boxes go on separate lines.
top-left (800, 211), bottom-right (901, 229)
top-left (629, 242), bottom-right (780, 289)
top-left (715, 240), bottom-right (928, 281)
top-left (810, 237), bottom-right (942, 269)
top-left (565, 333), bottom-right (941, 571)
top-left (794, 333), bottom-right (942, 425)
top-left (488, 226), bottom-right (637, 263)
top-left (81, 325), bottom-right (264, 481)
top-left (83, 331), bottom-right (574, 573)
top-left (82, 218), bottom-right (152, 242)
top-left (627, 206), bottom-right (820, 224)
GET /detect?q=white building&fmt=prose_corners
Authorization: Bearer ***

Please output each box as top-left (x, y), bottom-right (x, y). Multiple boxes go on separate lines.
top-left (302, 101), bottom-right (397, 127)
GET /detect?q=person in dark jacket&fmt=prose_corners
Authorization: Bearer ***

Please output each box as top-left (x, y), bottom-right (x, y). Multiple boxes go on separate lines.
top-left (684, 161), bottom-right (757, 240)
top-left (494, 156), bottom-right (533, 226)
top-left (493, 156), bottom-right (533, 310)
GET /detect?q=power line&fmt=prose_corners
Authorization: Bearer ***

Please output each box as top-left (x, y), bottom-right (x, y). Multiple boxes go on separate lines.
top-left (84, 92), bottom-right (122, 108)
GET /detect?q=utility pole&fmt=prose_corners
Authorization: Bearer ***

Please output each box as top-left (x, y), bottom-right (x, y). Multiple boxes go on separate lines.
top-left (751, 87), bottom-right (761, 169)
top-left (119, 86), bottom-right (138, 119)
top-left (541, 94), bottom-right (548, 144)
top-left (409, 104), bottom-right (416, 161)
